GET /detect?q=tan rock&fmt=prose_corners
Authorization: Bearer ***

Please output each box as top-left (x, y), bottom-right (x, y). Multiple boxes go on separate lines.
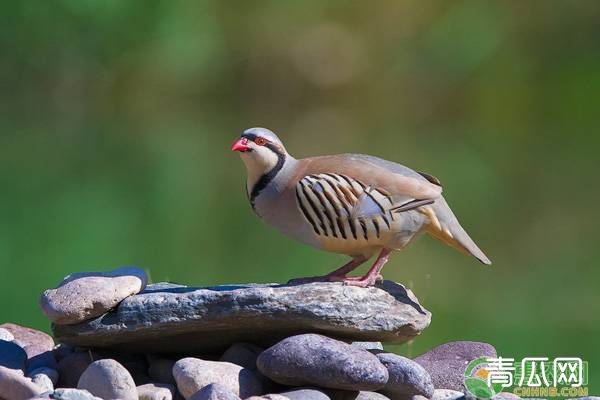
top-left (0, 323), bottom-right (54, 351)
top-left (40, 266), bottom-right (148, 325)
top-left (0, 365), bottom-right (44, 400)
top-left (189, 382), bottom-right (241, 400)
top-left (173, 358), bottom-right (262, 399)
top-left (137, 382), bottom-right (175, 400)
top-left (77, 359), bottom-right (138, 400)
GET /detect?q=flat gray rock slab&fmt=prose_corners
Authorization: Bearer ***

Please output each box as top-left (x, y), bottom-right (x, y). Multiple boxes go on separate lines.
top-left (53, 280), bottom-right (430, 353)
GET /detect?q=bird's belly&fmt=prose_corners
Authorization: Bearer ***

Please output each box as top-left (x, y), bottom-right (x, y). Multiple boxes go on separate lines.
top-left (254, 186), bottom-right (427, 257)
top-left (317, 235), bottom-right (386, 257)
top-left (316, 211), bottom-right (426, 256)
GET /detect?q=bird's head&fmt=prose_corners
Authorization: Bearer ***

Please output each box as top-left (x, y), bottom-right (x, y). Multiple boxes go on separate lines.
top-left (231, 127), bottom-right (288, 179)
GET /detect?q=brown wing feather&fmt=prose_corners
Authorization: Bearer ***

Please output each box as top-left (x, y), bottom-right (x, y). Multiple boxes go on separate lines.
top-left (293, 155), bottom-right (443, 200)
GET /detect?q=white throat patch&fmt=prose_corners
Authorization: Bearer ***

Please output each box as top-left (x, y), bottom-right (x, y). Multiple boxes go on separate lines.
top-left (240, 146), bottom-right (280, 194)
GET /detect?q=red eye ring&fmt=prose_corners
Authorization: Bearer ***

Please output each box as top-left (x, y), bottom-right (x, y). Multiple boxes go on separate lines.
top-left (255, 137), bottom-right (267, 146)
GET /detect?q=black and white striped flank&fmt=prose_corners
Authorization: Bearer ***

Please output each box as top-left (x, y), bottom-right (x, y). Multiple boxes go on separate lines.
top-left (295, 173), bottom-right (396, 241)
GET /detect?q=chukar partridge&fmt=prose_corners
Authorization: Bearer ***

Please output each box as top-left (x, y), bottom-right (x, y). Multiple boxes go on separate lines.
top-left (232, 127), bottom-right (491, 287)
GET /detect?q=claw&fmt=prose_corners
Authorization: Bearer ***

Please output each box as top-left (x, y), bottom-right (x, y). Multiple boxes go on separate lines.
top-left (341, 277), bottom-right (377, 287)
top-left (342, 274), bottom-right (383, 282)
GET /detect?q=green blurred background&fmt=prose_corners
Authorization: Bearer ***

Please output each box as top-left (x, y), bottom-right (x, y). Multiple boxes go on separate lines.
top-left (1, 0), bottom-right (599, 393)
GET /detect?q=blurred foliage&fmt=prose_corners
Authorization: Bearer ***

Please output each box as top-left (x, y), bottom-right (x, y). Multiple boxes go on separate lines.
top-left (1, 0), bottom-right (599, 393)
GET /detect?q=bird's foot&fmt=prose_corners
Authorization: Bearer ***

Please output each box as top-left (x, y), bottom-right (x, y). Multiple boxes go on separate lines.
top-left (339, 274), bottom-right (383, 281)
top-left (287, 273), bottom-right (383, 286)
top-left (337, 273), bottom-right (384, 287)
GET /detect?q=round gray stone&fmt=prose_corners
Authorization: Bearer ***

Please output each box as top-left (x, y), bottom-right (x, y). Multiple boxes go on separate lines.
top-left (0, 323), bottom-right (55, 351)
top-left (376, 352), bottom-right (434, 398)
top-left (173, 358), bottom-right (262, 399)
top-left (41, 266), bottom-right (148, 325)
top-left (0, 340), bottom-right (27, 371)
top-left (0, 365), bottom-right (45, 399)
top-left (189, 382), bottom-right (242, 400)
top-left (91, 351), bottom-right (149, 385)
top-left (257, 334), bottom-right (389, 391)
top-left (414, 341), bottom-right (497, 392)
top-left (77, 358), bottom-right (137, 400)
top-left (137, 382), bottom-right (174, 400)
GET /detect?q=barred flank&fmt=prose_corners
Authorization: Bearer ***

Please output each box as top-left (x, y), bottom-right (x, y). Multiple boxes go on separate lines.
top-left (295, 173), bottom-right (392, 241)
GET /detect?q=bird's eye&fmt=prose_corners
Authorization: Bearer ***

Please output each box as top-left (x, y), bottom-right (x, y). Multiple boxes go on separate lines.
top-left (255, 137), bottom-right (267, 146)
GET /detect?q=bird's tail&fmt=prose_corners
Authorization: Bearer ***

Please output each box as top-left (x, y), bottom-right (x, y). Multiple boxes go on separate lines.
top-left (425, 197), bottom-right (492, 265)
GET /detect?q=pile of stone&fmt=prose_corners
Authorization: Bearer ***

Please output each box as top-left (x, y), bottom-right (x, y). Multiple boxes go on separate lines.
top-left (0, 267), bottom-right (520, 400)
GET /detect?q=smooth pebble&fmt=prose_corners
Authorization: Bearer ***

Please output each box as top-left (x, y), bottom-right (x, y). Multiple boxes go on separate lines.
top-left (376, 352), bottom-right (434, 398)
top-left (77, 358), bottom-right (138, 400)
top-left (173, 357), bottom-right (262, 399)
top-left (257, 334), bottom-right (388, 391)
top-left (40, 266), bottom-right (148, 325)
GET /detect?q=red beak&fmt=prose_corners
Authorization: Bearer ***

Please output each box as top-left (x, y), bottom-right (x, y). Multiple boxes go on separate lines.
top-left (231, 138), bottom-right (250, 152)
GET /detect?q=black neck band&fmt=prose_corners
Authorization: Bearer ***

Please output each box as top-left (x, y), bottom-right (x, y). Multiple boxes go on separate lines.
top-left (248, 142), bottom-right (286, 210)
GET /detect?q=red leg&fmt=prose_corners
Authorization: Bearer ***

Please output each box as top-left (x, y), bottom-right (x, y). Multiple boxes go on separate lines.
top-left (325, 255), bottom-right (367, 277)
top-left (288, 256), bottom-right (367, 284)
top-left (339, 248), bottom-right (392, 287)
